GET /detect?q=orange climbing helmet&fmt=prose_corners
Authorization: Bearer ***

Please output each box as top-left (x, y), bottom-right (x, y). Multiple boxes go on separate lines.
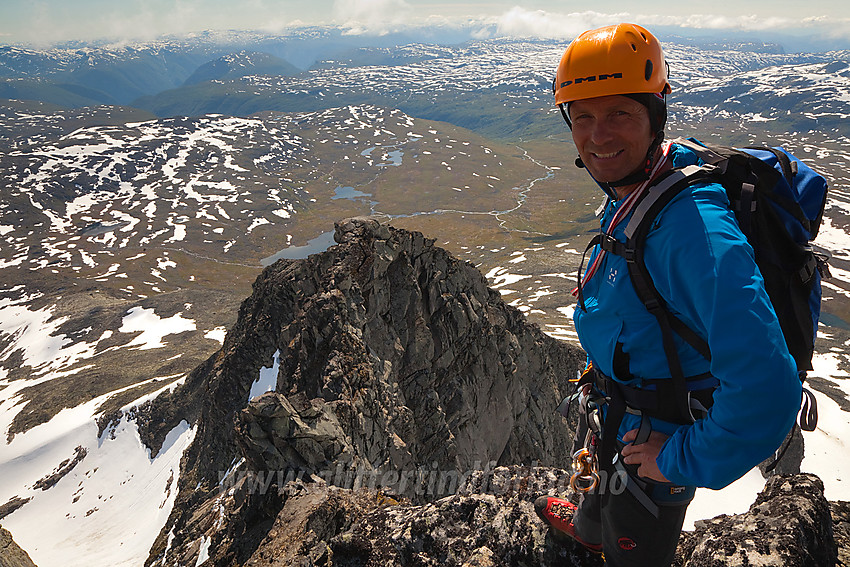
top-left (554, 23), bottom-right (672, 106)
top-left (554, 24), bottom-right (673, 186)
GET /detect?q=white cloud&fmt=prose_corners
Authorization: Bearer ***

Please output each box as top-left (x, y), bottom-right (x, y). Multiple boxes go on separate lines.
top-left (5, 1), bottom-right (850, 46)
top-left (803, 15), bottom-right (850, 40)
top-left (333, 0), bottom-right (415, 34)
top-left (484, 7), bottom-right (850, 41)
top-left (492, 8), bottom-right (630, 40)
top-left (643, 13), bottom-right (795, 31)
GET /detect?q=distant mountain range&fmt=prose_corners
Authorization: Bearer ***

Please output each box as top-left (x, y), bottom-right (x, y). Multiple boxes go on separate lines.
top-left (2, 32), bottom-right (848, 145)
top-left (183, 51), bottom-right (300, 85)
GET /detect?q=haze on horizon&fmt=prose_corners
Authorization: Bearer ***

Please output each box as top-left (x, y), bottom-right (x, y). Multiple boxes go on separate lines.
top-left (1, 0), bottom-right (849, 51)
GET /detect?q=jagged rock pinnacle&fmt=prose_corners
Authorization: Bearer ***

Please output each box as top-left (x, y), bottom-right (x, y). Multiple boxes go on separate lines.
top-left (144, 217), bottom-right (584, 565)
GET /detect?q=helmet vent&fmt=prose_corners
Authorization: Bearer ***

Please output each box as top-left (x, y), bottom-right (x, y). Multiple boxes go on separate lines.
top-left (553, 23), bottom-right (670, 105)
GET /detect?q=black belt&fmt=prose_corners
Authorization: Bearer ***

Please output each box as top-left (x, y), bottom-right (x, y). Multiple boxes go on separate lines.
top-left (579, 366), bottom-right (718, 474)
top-left (582, 366), bottom-right (718, 425)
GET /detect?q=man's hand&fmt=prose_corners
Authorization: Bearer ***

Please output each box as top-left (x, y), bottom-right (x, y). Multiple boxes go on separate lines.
top-left (621, 429), bottom-right (670, 483)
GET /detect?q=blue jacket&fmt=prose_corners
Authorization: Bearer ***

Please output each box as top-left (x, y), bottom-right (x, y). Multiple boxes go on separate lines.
top-left (573, 141), bottom-right (802, 490)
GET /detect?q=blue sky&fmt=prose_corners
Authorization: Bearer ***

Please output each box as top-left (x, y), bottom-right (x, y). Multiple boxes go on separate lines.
top-left (1, 0), bottom-right (848, 48)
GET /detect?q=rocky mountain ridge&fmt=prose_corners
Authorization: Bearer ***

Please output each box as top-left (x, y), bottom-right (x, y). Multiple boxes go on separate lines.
top-left (124, 217), bottom-right (845, 566)
top-left (138, 216), bottom-right (584, 565)
top-left (1, 215), bottom-right (848, 565)
top-left (0, 527), bottom-right (36, 567)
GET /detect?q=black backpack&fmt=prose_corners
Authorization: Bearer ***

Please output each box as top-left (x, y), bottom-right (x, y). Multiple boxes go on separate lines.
top-left (596, 137), bottom-right (830, 433)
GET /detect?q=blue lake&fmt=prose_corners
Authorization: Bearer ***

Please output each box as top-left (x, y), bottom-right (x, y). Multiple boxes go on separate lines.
top-left (261, 231), bottom-right (337, 266)
top-left (379, 150), bottom-right (403, 167)
top-left (333, 186), bottom-right (372, 200)
top-left (361, 147), bottom-right (403, 167)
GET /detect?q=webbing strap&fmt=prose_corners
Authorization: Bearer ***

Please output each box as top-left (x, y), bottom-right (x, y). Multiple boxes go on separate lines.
top-left (800, 387), bottom-right (818, 431)
top-left (749, 145), bottom-right (795, 184)
top-left (624, 165), bottom-right (706, 240)
top-left (763, 426), bottom-right (796, 474)
top-left (614, 457), bottom-right (660, 518)
top-left (652, 304), bottom-right (693, 424)
top-left (635, 413), bottom-right (653, 445)
top-left (737, 181), bottom-right (756, 236)
top-left (598, 376), bottom-right (626, 475)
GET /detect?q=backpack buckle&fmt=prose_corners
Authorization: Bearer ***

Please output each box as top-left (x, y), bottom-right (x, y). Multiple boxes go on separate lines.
top-left (701, 163), bottom-right (721, 175)
top-left (599, 234), bottom-right (633, 261)
top-left (643, 297), bottom-right (663, 313)
top-left (799, 254), bottom-right (818, 284)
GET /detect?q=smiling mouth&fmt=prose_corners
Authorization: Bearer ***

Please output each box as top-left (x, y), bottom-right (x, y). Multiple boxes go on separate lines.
top-left (592, 150), bottom-right (623, 159)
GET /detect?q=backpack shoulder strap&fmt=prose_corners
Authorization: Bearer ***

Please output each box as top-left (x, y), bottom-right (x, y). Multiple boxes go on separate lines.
top-left (591, 151), bottom-right (726, 423)
top-left (615, 160), bottom-right (723, 422)
top-left (620, 164), bottom-right (714, 362)
top-left (623, 164), bottom-right (707, 240)
top-left (670, 137), bottom-right (727, 167)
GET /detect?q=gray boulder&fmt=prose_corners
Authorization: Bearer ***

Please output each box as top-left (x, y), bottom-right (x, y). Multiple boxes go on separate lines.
top-left (0, 527), bottom-right (37, 567)
top-left (676, 474), bottom-right (838, 566)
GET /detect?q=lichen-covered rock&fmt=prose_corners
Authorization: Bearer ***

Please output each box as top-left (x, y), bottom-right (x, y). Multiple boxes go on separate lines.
top-left (676, 474), bottom-right (837, 566)
top-left (0, 527), bottom-right (37, 567)
top-left (178, 469), bottom-right (839, 567)
top-left (244, 466), bottom-right (602, 567)
top-left (832, 500), bottom-right (850, 566)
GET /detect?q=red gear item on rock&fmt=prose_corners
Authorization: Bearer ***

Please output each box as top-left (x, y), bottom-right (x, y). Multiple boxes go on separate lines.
top-left (534, 495), bottom-right (603, 553)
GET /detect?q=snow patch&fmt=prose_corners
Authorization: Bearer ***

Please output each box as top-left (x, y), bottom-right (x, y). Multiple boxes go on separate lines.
top-left (250, 350), bottom-right (280, 401)
top-left (195, 535), bottom-right (211, 566)
top-left (484, 266), bottom-right (532, 288)
top-left (0, 392), bottom-right (195, 567)
top-left (684, 467), bottom-right (767, 531)
top-left (118, 306), bottom-right (196, 350)
top-left (204, 327), bottom-right (227, 344)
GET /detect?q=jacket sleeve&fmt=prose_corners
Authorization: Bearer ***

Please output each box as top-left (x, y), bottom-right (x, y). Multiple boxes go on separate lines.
top-left (648, 182), bottom-right (802, 490)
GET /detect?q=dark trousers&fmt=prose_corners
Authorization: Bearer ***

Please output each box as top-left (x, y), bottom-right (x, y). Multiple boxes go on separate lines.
top-left (572, 464), bottom-right (691, 567)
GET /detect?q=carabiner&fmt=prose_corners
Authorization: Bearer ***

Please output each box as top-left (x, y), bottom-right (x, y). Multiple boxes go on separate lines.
top-left (569, 448), bottom-right (599, 493)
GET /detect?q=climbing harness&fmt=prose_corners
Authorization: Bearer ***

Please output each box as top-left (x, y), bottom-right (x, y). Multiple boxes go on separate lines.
top-left (559, 363), bottom-right (701, 516)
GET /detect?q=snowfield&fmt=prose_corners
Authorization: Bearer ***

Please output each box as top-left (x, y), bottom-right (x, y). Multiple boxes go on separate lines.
top-left (0, 373), bottom-right (194, 566)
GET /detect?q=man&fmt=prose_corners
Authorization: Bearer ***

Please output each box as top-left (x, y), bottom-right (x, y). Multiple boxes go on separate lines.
top-left (534, 23), bottom-right (802, 566)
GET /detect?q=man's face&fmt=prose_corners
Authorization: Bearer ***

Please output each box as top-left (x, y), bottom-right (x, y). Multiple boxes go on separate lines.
top-left (569, 95), bottom-right (655, 184)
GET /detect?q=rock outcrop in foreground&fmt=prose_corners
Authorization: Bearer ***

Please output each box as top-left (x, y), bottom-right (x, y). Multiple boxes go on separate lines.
top-left (678, 474), bottom-right (838, 566)
top-left (139, 217), bottom-right (845, 566)
top-left (0, 527), bottom-right (37, 567)
top-left (209, 471), bottom-right (840, 567)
